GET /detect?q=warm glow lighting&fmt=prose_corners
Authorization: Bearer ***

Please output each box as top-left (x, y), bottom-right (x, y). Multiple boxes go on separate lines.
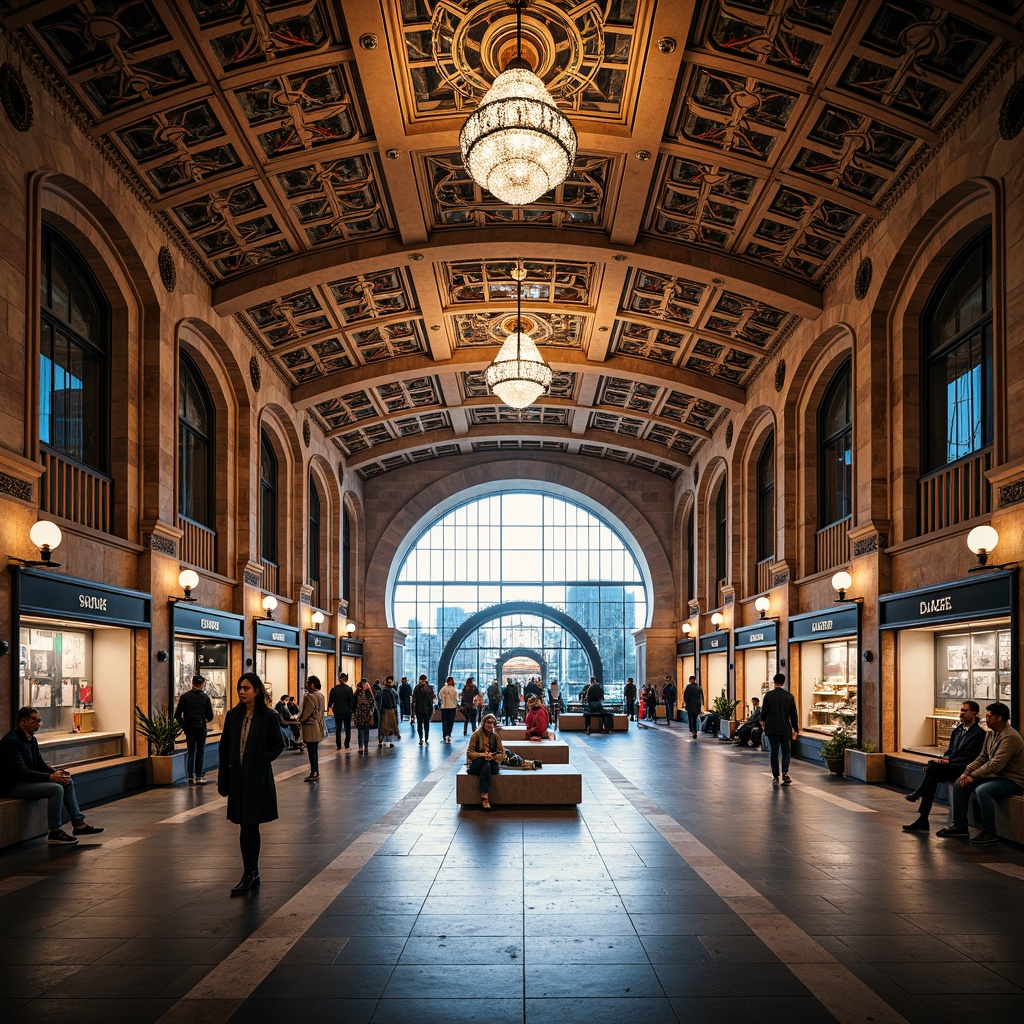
top-left (459, 3), bottom-right (576, 206)
top-left (681, 622), bottom-right (692, 636)
top-left (711, 612), bottom-right (724, 629)
top-left (345, 622), bottom-right (356, 634)
top-left (967, 525), bottom-right (999, 565)
top-left (831, 571), bottom-right (852, 593)
top-left (754, 596), bottom-right (771, 618)
top-left (261, 594), bottom-right (278, 616)
top-left (29, 520), bottom-right (62, 554)
top-left (178, 568), bottom-right (199, 601)
top-left (311, 610), bottom-right (325, 627)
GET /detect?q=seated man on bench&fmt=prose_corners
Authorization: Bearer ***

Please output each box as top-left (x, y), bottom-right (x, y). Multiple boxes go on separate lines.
top-left (0, 706), bottom-right (104, 846)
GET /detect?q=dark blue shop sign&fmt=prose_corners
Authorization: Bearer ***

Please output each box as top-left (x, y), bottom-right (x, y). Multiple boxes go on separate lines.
top-left (341, 638), bottom-right (363, 655)
top-left (735, 621), bottom-right (777, 650)
top-left (256, 621), bottom-right (300, 649)
top-left (789, 605), bottom-right (859, 642)
top-left (879, 571), bottom-right (1013, 630)
top-left (306, 630), bottom-right (336, 654)
top-left (676, 639), bottom-right (696, 657)
top-left (174, 604), bottom-right (245, 641)
top-left (16, 568), bottom-right (150, 628)
top-left (699, 631), bottom-right (729, 654)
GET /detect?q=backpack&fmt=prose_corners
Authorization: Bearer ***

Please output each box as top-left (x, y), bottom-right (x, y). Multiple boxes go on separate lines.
top-left (702, 712), bottom-right (720, 734)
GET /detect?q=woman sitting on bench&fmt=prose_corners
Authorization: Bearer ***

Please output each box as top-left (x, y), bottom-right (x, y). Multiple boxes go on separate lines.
top-left (524, 696), bottom-right (551, 740)
top-left (466, 714), bottom-right (504, 810)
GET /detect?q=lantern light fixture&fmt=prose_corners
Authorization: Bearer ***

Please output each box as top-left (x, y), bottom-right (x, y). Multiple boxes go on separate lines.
top-left (967, 525), bottom-right (999, 566)
top-left (831, 570), bottom-right (853, 602)
top-left (178, 568), bottom-right (199, 602)
top-left (310, 610), bottom-right (325, 627)
top-left (681, 622), bottom-right (692, 637)
top-left (21, 520), bottom-right (63, 568)
top-left (711, 611), bottom-right (724, 630)
top-left (345, 621), bottom-right (357, 635)
top-left (261, 594), bottom-right (278, 620)
top-left (754, 596), bottom-right (771, 619)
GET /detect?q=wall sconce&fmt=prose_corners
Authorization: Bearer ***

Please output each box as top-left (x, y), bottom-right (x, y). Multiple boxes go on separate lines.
top-left (754, 596), bottom-right (771, 620)
top-left (711, 612), bottom-right (724, 631)
top-left (310, 610), bottom-right (325, 628)
top-left (965, 524), bottom-right (1014, 572)
top-left (681, 622), bottom-right (692, 637)
top-left (345, 621), bottom-right (356, 635)
top-left (831, 570), bottom-right (853, 602)
top-left (178, 568), bottom-right (199, 602)
top-left (260, 594), bottom-right (278, 621)
top-left (11, 520), bottom-right (64, 568)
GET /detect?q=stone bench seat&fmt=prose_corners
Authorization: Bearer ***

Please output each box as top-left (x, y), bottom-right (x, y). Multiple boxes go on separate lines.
top-left (502, 740), bottom-right (570, 764)
top-left (558, 713), bottom-right (629, 732)
top-left (456, 764), bottom-right (582, 806)
top-left (945, 784), bottom-right (1024, 845)
top-left (495, 726), bottom-right (528, 740)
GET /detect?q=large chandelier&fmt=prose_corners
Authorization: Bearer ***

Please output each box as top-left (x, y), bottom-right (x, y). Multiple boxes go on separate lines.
top-left (485, 261), bottom-right (552, 409)
top-left (459, 0), bottom-right (577, 206)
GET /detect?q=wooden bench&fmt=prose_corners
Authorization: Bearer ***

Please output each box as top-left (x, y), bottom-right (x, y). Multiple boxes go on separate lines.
top-left (456, 763), bottom-right (582, 806)
top-left (502, 740), bottom-right (570, 764)
top-left (558, 713), bottom-right (629, 732)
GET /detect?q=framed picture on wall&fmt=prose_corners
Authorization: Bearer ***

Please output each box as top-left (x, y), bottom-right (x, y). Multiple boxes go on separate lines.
top-left (946, 646), bottom-right (969, 671)
top-left (971, 672), bottom-right (996, 701)
top-left (940, 675), bottom-right (968, 698)
top-left (972, 634), bottom-right (995, 668)
top-left (999, 632), bottom-right (1011, 671)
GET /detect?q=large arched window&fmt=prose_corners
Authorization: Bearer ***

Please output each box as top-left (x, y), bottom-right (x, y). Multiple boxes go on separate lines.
top-left (756, 433), bottom-right (775, 566)
top-left (922, 231), bottom-right (992, 471)
top-left (260, 431), bottom-right (278, 568)
top-left (178, 352), bottom-right (214, 529)
top-left (39, 228), bottom-right (108, 471)
top-left (392, 491), bottom-right (648, 697)
top-left (685, 504), bottom-right (695, 604)
top-left (714, 475), bottom-right (727, 599)
top-left (308, 474), bottom-right (322, 608)
top-left (342, 505), bottom-right (351, 606)
top-left (818, 361), bottom-right (852, 528)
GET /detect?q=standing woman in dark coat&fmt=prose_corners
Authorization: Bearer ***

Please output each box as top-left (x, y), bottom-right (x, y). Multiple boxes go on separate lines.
top-left (218, 672), bottom-right (284, 896)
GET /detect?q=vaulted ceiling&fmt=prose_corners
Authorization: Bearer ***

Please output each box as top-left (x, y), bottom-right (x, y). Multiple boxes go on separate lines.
top-left (6, 0), bottom-right (1021, 479)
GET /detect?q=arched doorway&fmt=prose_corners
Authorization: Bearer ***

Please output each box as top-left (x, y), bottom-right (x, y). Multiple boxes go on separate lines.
top-left (496, 647), bottom-right (547, 687)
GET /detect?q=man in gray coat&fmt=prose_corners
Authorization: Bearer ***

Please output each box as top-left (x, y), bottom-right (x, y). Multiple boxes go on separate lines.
top-left (761, 672), bottom-right (799, 786)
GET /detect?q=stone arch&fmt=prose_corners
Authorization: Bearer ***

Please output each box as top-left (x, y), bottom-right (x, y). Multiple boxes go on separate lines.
top-left (257, 406), bottom-right (303, 602)
top-left (307, 454), bottom-right (340, 612)
top-left (341, 488), bottom-right (363, 622)
top-left (495, 648), bottom-right (548, 685)
top-left (674, 489), bottom-right (697, 617)
top-left (695, 456), bottom-right (729, 610)
top-left (436, 601), bottom-right (603, 689)
top-left (732, 407), bottom-right (777, 597)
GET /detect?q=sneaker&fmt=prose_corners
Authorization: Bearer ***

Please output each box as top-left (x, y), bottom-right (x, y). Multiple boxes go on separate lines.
top-left (72, 823), bottom-right (104, 836)
top-left (187, 776), bottom-right (195, 785)
top-left (902, 819), bottom-right (929, 833)
top-left (47, 829), bottom-right (78, 845)
top-left (194, 777), bottom-right (207, 786)
top-left (772, 777), bottom-right (780, 787)
top-left (782, 773), bottom-right (792, 785)
top-left (935, 825), bottom-right (970, 838)
top-left (970, 830), bottom-right (999, 845)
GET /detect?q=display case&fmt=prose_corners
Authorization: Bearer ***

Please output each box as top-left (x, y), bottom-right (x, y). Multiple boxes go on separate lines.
top-left (174, 639), bottom-right (229, 734)
top-left (934, 628), bottom-right (1011, 719)
top-left (807, 639), bottom-right (858, 734)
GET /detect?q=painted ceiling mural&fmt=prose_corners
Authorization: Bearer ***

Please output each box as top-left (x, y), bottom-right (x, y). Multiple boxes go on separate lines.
top-left (3, 0), bottom-right (1021, 478)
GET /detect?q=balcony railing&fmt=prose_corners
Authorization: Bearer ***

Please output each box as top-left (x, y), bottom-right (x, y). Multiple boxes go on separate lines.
top-left (179, 517), bottom-right (215, 573)
top-left (815, 517), bottom-right (851, 574)
top-left (40, 448), bottom-right (111, 533)
top-left (918, 449), bottom-right (992, 536)
top-left (310, 578), bottom-right (321, 611)
top-left (260, 558), bottom-right (279, 595)
top-left (755, 557), bottom-right (774, 594)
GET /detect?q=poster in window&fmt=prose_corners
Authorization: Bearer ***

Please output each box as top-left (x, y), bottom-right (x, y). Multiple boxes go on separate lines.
top-left (61, 632), bottom-right (85, 676)
top-left (972, 633), bottom-right (995, 668)
top-left (999, 632), bottom-right (1011, 671)
top-left (971, 671), bottom-right (996, 701)
top-left (941, 675), bottom-right (968, 699)
top-left (946, 645), bottom-right (969, 671)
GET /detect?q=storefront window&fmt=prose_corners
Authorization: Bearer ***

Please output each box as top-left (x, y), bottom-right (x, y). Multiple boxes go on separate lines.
top-left (935, 628), bottom-right (1011, 714)
top-left (173, 639), bottom-right (229, 734)
top-left (806, 639), bottom-right (858, 734)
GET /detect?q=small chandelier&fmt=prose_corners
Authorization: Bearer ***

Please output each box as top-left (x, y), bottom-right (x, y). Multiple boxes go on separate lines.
top-left (459, 0), bottom-right (577, 206)
top-left (485, 261), bottom-right (552, 409)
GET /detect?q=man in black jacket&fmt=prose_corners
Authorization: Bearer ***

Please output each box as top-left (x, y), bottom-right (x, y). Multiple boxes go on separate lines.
top-left (174, 673), bottom-right (214, 784)
top-left (0, 706), bottom-right (104, 845)
top-left (903, 700), bottom-right (985, 833)
top-left (326, 671), bottom-right (355, 750)
top-left (662, 675), bottom-right (678, 728)
top-left (761, 673), bottom-right (799, 785)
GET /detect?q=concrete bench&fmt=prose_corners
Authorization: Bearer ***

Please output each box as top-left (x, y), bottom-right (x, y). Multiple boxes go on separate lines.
top-left (559, 713), bottom-right (629, 732)
top-left (456, 763), bottom-right (582, 806)
top-left (503, 740), bottom-right (570, 764)
top-left (0, 798), bottom-right (48, 849)
top-left (945, 784), bottom-right (1024, 844)
top-left (495, 726), bottom-right (528, 740)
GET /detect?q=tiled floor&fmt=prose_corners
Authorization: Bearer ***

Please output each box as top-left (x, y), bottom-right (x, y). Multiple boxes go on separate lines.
top-left (1, 723), bottom-right (1023, 1024)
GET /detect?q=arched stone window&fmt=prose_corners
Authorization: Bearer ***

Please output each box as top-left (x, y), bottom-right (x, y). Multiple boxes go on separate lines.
top-left (260, 431), bottom-right (278, 568)
top-left (756, 432), bottom-right (775, 566)
top-left (714, 475), bottom-right (727, 602)
top-left (818, 361), bottom-right (852, 529)
top-left (342, 505), bottom-right (352, 606)
top-left (685, 504), bottom-right (695, 604)
top-left (308, 473), bottom-right (322, 608)
top-left (178, 351), bottom-right (214, 529)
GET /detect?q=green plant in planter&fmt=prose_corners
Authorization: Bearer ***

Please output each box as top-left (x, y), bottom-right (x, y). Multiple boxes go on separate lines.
top-left (136, 705), bottom-right (182, 756)
top-left (819, 713), bottom-right (857, 761)
top-left (711, 691), bottom-right (740, 720)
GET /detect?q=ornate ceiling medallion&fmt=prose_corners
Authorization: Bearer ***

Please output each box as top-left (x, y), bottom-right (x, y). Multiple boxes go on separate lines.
top-left (0, 63), bottom-right (33, 132)
top-left (459, 1), bottom-right (576, 206)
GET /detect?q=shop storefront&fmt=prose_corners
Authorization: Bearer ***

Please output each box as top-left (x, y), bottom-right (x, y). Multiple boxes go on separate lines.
top-left (788, 604), bottom-right (860, 738)
top-left (676, 637), bottom-right (695, 722)
top-left (171, 603), bottom-right (245, 736)
top-left (699, 629), bottom-right (729, 705)
top-left (305, 629), bottom-right (336, 687)
top-left (255, 621), bottom-right (299, 703)
top-left (734, 621), bottom-right (778, 715)
top-left (880, 571), bottom-right (1016, 753)
top-left (11, 567), bottom-right (150, 764)
top-left (339, 636), bottom-right (363, 684)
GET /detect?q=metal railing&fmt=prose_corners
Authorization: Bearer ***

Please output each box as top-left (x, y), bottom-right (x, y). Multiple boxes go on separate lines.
top-left (918, 449), bottom-right (992, 535)
top-left (755, 557), bottom-right (773, 594)
top-left (40, 448), bottom-right (111, 533)
top-left (260, 558), bottom-right (279, 595)
top-left (180, 517), bottom-right (215, 572)
top-left (815, 516), bottom-right (851, 574)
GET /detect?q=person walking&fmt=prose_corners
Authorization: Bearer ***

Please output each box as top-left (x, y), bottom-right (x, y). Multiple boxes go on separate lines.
top-left (623, 677), bottom-right (637, 722)
top-left (298, 676), bottom-right (327, 781)
top-left (326, 671), bottom-right (354, 751)
top-left (683, 675), bottom-right (703, 740)
top-left (353, 679), bottom-right (376, 754)
top-left (217, 672), bottom-right (284, 895)
top-left (460, 676), bottom-right (480, 736)
top-left (761, 672), bottom-right (799, 786)
top-left (487, 679), bottom-right (502, 719)
top-left (174, 673), bottom-right (214, 784)
top-left (398, 676), bottom-right (412, 722)
top-left (662, 675), bottom-right (678, 728)
top-left (413, 674), bottom-right (435, 745)
top-left (439, 676), bottom-right (459, 743)
top-left (377, 678), bottom-right (401, 748)
top-left (502, 678), bottom-right (519, 725)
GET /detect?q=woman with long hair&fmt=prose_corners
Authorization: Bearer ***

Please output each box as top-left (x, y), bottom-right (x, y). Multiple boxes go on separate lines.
top-left (466, 713), bottom-right (504, 810)
top-left (217, 672), bottom-right (284, 895)
top-left (298, 675), bottom-right (327, 781)
top-left (353, 678), bottom-right (376, 755)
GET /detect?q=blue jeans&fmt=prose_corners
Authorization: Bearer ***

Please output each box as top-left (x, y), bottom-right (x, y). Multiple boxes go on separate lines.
top-left (952, 776), bottom-right (1023, 832)
top-left (767, 733), bottom-right (792, 777)
top-left (10, 779), bottom-right (85, 831)
top-left (357, 726), bottom-right (370, 750)
top-left (184, 727), bottom-right (207, 779)
top-left (466, 758), bottom-right (500, 794)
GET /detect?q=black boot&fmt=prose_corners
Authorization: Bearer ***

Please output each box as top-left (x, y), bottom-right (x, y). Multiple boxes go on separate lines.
top-left (230, 865), bottom-right (260, 896)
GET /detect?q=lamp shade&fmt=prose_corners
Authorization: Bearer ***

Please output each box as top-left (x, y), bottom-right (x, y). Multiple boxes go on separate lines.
top-left (831, 570), bottom-right (852, 594)
top-left (345, 622), bottom-right (356, 634)
top-left (29, 520), bottom-right (62, 552)
top-left (261, 594), bottom-right (278, 613)
top-left (754, 596), bottom-right (771, 615)
top-left (485, 329), bottom-right (552, 408)
top-left (967, 525), bottom-right (999, 555)
top-left (711, 612), bottom-right (724, 627)
top-left (178, 569), bottom-right (199, 592)
top-left (311, 610), bottom-right (325, 626)
top-left (681, 622), bottom-right (692, 636)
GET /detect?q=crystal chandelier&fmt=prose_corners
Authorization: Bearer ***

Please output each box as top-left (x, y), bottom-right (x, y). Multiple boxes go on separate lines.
top-left (459, 1), bottom-right (577, 206)
top-left (485, 261), bottom-right (552, 409)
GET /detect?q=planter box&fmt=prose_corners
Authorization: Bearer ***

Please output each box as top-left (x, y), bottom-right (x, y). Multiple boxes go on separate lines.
top-left (147, 751), bottom-right (188, 785)
top-left (844, 748), bottom-right (886, 783)
top-left (719, 719), bottom-right (736, 739)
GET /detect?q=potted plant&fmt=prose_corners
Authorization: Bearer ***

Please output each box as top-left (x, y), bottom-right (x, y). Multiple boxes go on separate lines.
top-left (136, 705), bottom-right (185, 785)
top-left (712, 691), bottom-right (740, 739)
top-left (819, 714), bottom-right (857, 775)
top-left (844, 741), bottom-right (886, 783)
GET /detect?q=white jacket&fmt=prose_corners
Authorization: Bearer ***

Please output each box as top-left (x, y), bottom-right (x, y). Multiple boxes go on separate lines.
top-left (439, 684), bottom-right (458, 709)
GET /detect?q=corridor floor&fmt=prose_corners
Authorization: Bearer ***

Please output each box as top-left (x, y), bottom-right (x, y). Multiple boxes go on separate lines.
top-left (1, 723), bottom-right (1022, 1024)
